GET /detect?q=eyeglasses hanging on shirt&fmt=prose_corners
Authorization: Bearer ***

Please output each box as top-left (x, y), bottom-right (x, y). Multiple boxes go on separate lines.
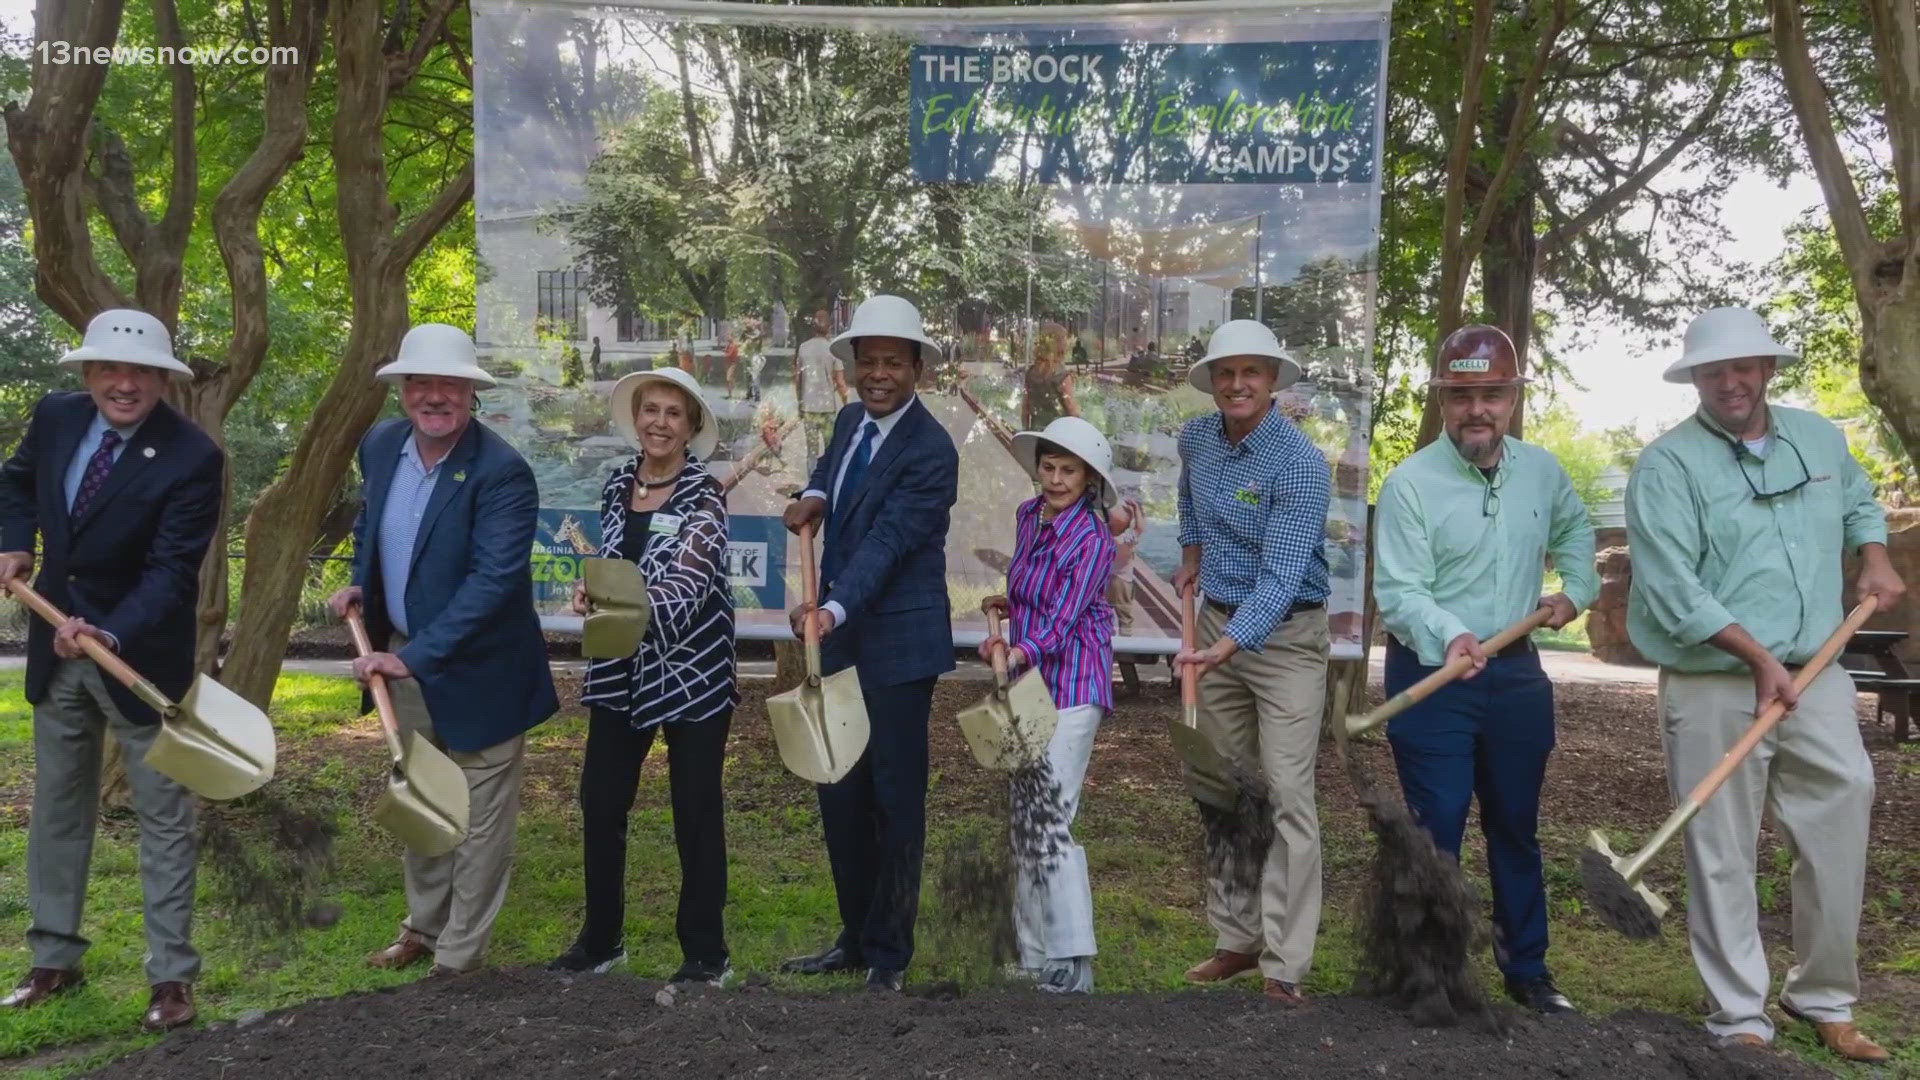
top-left (1479, 462), bottom-right (1504, 518)
top-left (1695, 415), bottom-right (1812, 502)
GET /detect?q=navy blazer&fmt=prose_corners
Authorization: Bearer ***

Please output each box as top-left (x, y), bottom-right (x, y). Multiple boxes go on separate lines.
top-left (350, 417), bottom-right (557, 752)
top-left (808, 397), bottom-right (958, 687)
top-left (0, 392), bottom-right (223, 726)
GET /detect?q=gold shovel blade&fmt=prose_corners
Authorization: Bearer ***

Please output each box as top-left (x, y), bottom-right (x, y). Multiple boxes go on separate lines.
top-left (768, 669), bottom-right (870, 784)
top-left (375, 730), bottom-right (471, 856)
top-left (1587, 830), bottom-right (1671, 920)
top-left (582, 558), bottom-right (651, 658)
top-left (957, 669), bottom-right (1059, 771)
top-left (145, 674), bottom-right (277, 801)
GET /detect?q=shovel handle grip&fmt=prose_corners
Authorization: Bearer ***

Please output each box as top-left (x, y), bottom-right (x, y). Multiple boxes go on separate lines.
top-left (1179, 584), bottom-right (1197, 711)
top-left (986, 609), bottom-right (1010, 686)
top-left (4, 578), bottom-right (174, 715)
top-left (797, 521), bottom-right (823, 677)
top-left (1346, 606), bottom-right (1557, 736)
top-left (1681, 598), bottom-right (1877, 809)
top-left (343, 608), bottom-right (407, 755)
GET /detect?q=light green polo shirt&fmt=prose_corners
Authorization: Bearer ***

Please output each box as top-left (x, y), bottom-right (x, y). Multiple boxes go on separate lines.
top-left (1625, 405), bottom-right (1886, 673)
top-left (1375, 436), bottom-right (1599, 666)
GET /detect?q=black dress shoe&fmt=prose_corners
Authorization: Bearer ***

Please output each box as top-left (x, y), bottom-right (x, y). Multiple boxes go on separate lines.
top-left (866, 968), bottom-right (904, 993)
top-left (1505, 973), bottom-right (1576, 1015)
top-left (780, 945), bottom-right (860, 975)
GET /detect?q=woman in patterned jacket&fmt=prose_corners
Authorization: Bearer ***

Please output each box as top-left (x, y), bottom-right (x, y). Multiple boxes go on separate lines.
top-left (552, 368), bottom-right (738, 986)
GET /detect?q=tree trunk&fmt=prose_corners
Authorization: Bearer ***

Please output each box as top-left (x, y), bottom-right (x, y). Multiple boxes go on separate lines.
top-left (1478, 183), bottom-right (1539, 440)
top-left (221, 300), bottom-right (405, 708)
top-left (1860, 294), bottom-right (1920, 466)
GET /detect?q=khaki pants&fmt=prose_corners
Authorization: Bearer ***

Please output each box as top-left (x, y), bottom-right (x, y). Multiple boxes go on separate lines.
top-left (27, 660), bottom-right (199, 984)
top-left (1187, 605), bottom-right (1329, 982)
top-left (1659, 663), bottom-right (1872, 1039)
top-left (388, 674), bottom-right (527, 972)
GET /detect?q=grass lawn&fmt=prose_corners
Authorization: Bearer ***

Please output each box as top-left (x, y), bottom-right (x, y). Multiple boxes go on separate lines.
top-left (0, 668), bottom-right (1915, 1077)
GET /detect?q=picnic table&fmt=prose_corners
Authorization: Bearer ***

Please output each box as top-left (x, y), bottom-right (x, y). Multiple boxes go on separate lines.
top-left (1844, 629), bottom-right (1917, 743)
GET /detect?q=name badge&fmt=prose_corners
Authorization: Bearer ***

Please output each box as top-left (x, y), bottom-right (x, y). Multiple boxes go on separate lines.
top-left (649, 513), bottom-right (684, 537)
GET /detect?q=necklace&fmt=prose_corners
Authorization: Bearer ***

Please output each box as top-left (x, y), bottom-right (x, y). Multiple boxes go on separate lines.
top-left (634, 463), bottom-right (679, 498)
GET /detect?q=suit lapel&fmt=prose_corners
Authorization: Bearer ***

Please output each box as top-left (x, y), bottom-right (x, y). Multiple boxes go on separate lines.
top-left (840, 398), bottom-right (921, 522)
top-left (409, 421), bottom-right (481, 572)
top-left (360, 422), bottom-right (405, 569)
top-left (70, 403), bottom-right (177, 537)
top-left (47, 399), bottom-right (92, 539)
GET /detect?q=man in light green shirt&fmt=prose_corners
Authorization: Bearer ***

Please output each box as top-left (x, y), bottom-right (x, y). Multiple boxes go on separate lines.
top-left (1373, 324), bottom-right (1594, 1015)
top-left (1625, 306), bottom-right (1903, 1062)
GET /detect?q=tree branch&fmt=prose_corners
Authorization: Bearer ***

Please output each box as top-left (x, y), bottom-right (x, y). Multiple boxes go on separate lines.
top-left (386, 0), bottom-right (460, 92)
top-left (1537, 50), bottom-right (1738, 270)
top-left (1865, 0), bottom-right (1920, 268)
top-left (392, 158), bottom-right (473, 270)
top-left (1435, 0), bottom-right (1498, 340)
top-left (1769, 0), bottom-right (1878, 299)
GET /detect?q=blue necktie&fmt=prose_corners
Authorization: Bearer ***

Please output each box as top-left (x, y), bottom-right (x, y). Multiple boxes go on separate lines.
top-left (825, 420), bottom-right (878, 582)
top-left (836, 420), bottom-right (878, 512)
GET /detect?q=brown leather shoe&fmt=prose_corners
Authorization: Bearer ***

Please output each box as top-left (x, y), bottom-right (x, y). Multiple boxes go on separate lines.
top-left (1, 967), bottom-right (84, 1009)
top-left (1263, 978), bottom-right (1306, 1006)
top-left (367, 937), bottom-right (433, 970)
top-left (1184, 949), bottom-right (1259, 983)
top-left (1780, 999), bottom-right (1890, 1063)
top-left (141, 982), bottom-right (195, 1032)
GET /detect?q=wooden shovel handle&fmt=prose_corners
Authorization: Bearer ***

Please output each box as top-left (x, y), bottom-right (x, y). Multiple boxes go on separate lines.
top-left (4, 578), bottom-right (173, 715)
top-left (1354, 606), bottom-right (1557, 732)
top-left (986, 608), bottom-right (1010, 687)
top-left (1682, 598), bottom-right (1878, 808)
top-left (342, 608), bottom-right (406, 754)
top-left (797, 521), bottom-right (823, 676)
top-left (1179, 583), bottom-right (1197, 711)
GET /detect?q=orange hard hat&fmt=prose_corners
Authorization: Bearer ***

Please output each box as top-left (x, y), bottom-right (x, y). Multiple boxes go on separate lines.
top-left (1427, 324), bottom-right (1528, 388)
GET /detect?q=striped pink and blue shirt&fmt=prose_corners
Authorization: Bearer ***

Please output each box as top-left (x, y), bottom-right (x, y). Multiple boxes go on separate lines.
top-left (1007, 494), bottom-right (1117, 711)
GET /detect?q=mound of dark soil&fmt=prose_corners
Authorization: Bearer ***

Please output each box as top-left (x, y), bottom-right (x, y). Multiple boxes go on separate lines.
top-left (88, 969), bottom-right (1824, 1079)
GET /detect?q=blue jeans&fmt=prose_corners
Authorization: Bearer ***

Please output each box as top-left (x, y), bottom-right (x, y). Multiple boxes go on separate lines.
top-left (1384, 638), bottom-right (1555, 980)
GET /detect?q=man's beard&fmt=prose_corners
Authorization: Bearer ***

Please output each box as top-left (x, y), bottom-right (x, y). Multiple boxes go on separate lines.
top-left (1448, 428), bottom-right (1501, 467)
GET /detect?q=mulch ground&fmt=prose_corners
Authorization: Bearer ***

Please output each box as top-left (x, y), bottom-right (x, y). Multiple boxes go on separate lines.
top-left (86, 968), bottom-right (1826, 1080)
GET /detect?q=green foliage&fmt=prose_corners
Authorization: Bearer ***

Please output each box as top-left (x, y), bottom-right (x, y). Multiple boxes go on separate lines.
top-left (1768, 187), bottom-right (1913, 501)
top-left (0, 155), bottom-right (65, 451)
top-left (1528, 402), bottom-right (1634, 514)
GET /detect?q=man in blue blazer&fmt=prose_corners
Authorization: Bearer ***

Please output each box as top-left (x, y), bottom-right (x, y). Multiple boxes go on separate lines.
top-left (0, 310), bottom-right (222, 1032)
top-left (779, 295), bottom-right (959, 992)
top-left (327, 323), bottom-right (557, 976)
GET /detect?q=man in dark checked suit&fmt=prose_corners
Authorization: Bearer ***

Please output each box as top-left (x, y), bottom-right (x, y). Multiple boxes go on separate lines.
top-left (0, 309), bottom-right (223, 1032)
top-left (779, 295), bottom-right (959, 993)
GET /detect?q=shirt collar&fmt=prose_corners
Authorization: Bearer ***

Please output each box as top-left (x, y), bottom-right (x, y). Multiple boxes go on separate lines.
top-left (1693, 404), bottom-right (1775, 448)
top-left (1447, 435), bottom-right (1515, 481)
top-left (1023, 492), bottom-right (1097, 535)
top-left (399, 432), bottom-right (442, 475)
top-left (1217, 401), bottom-right (1287, 455)
top-left (87, 408), bottom-right (143, 446)
top-left (858, 394), bottom-right (916, 438)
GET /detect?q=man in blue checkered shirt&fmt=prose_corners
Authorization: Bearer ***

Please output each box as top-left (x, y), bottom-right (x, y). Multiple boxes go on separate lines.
top-left (1171, 320), bottom-right (1331, 1007)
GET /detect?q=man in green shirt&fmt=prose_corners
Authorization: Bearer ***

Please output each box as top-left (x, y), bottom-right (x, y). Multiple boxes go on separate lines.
top-left (1625, 306), bottom-right (1903, 1062)
top-left (1374, 324), bottom-right (1595, 1014)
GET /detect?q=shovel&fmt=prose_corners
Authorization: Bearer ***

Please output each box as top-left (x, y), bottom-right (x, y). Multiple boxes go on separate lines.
top-left (581, 557), bottom-right (651, 659)
top-left (343, 608), bottom-right (470, 856)
top-left (1170, 584), bottom-right (1236, 810)
top-left (1344, 606), bottom-right (1557, 737)
top-left (5, 578), bottom-right (274, 800)
top-left (1583, 598), bottom-right (1878, 938)
top-left (956, 603), bottom-right (1059, 770)
top-left (766, 521), bottom-right (869, 784)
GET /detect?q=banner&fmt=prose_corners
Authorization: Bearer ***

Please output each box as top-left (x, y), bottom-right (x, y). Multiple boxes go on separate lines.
top-left (475, 0), bottom-right (1388, 657)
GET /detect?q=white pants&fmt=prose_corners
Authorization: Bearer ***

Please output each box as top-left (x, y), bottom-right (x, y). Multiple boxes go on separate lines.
top-left (1014, 703), bottom-right (1103, 964)
top-left (1659, 663), bottom-right (1873, 1040)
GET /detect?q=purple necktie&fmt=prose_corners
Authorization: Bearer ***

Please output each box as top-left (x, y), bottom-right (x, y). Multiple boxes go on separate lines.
top-left (71, 429), bottom-right (122, 519)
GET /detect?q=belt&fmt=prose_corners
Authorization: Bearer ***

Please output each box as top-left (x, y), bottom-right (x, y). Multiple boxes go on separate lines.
top-left (1204, 596), bottom-right (1324, 620)
top-left (1387, 634), bottom-right (1535, 662)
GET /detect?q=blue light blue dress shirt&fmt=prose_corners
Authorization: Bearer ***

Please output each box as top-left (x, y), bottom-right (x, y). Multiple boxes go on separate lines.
top-left (378, 435), bottom-right (442, 636)
top-left (63, 411), bottom-right (142, 510)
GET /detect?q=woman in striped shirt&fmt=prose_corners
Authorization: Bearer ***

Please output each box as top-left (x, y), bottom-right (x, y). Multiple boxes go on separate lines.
top-left (983, 416), bottom-right (1120, 994)
top-left (553, 368), bottom-right (739, 986)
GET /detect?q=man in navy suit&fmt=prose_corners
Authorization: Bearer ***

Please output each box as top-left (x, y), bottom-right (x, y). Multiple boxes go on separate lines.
top-left (779, 295), bottom-right (959, 992)
top-left (327, 323), bottom-right (557, 976)
top-left (0, 310), bottom-right (223, 1031)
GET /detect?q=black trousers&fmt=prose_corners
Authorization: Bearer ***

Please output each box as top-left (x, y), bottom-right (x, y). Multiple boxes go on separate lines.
top-left (816, 674), bottom-right (935, 971)
top-left (579, 706), bottom-right (732, 963)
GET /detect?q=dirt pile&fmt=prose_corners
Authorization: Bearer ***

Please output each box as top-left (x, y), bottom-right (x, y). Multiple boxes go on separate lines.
top-left (86, 969), bottom-right (1827, 1079)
